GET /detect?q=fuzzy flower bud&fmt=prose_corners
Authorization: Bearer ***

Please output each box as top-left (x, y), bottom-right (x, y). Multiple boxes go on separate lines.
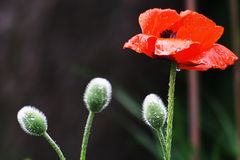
top-left (17, 106), bottom-right (48, 136)
top-left (84, 77), bottom-right (112, 113)
top-left (142, 94), bottom-right (167, 129)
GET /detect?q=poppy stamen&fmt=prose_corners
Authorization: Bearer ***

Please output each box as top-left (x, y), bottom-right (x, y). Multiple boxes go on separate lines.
top-left (160, 30), bottom-right (176, 38)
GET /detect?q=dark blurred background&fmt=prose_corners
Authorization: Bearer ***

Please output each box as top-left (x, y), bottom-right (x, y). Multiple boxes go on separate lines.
top-left (0, 0), bottom-right (238, 159)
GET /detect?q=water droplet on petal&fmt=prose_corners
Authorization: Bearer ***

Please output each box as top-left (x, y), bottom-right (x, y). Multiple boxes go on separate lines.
top-left (176, 68), bottom-right (181, 72)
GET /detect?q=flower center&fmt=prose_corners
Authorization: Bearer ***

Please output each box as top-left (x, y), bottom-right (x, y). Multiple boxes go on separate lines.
top-left (160, 30), bottom-right (176, 38)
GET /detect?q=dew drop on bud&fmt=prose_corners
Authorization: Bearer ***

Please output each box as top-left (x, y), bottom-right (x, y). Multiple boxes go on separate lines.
top-left (176, 68), bottom-right (181, 72)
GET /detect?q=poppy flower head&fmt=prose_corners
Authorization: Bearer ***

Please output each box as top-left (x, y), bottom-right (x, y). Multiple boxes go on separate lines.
top-left (124, 8), bottom-right (238, 71)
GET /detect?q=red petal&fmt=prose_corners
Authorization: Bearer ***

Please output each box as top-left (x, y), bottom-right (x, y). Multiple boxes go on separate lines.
top-left (155, 38), bottom-right (195, 57)
top-left (123, 34), bottom-right (157, 57)
top-left (139, 8), bottom-right (181, 37)
top-left (171, 43), bottom-right (202, 64)
top-left (176, 10), bottom-right (224, 49)
top-left (177, 64), bottom-right (210, 71)
top-left (202, 44), bottom-right (238, 69)
top-left (177, 44), bottom-right (238, 71)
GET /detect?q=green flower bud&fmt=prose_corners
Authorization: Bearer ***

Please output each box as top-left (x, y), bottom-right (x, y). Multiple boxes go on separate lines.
top-left (84, 77), bottom-right (112, 113)
top-left (17, 106), bottom-right (48, 136)
top-left (142, 94), bottom-right (167, 129)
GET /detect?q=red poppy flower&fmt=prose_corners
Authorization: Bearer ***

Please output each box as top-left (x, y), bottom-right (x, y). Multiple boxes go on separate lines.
top-left (123, 8), bottom-right (238, 71)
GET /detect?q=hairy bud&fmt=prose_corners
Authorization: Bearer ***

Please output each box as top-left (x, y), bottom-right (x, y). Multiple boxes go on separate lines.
top-left (142, 94), bottom-right (167, 129)
top-left (17, 106), bottom-right (48, 136)
top-left (84, 78), bottom-right (112, 113)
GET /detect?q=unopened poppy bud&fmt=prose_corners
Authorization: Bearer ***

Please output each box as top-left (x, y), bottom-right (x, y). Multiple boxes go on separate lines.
top-left (84, 77), bottom-right (112, 113)
top-left (142, 94), bottom-right (167, 129)
top-left (17, 106), bottom-right (48, 136)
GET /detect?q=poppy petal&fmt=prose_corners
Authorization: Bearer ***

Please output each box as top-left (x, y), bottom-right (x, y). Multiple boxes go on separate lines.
top-left (177, 63), bottom-right (210, 71)
top-left (123, 34), bottom-right (157, 57)
top-left (155, 38), bottom-right (195, 57)
top-left (202, 43), bottom-right (238, 69)
top-left (139, 8), bottom-right (181, 37)
top-left (177, 44), bottom-right (238, 71)
top-left (171, 43), bottom-right (202, 64)
top-left (176, 10), bottom-right (224, 49)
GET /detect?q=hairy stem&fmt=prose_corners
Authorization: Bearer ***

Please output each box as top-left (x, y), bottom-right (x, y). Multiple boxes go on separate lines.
top-left (43, 132), bottom-right (65, 160)
top-left (165, 62), bottom-right (177, 160)
top-left (80, 111), bottom-right (95, 160)
top-left (157, 129), bottom-right (166, 160)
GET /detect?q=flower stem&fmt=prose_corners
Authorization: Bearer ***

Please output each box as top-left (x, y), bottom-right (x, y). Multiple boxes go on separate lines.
top-left (80, 111), bottom-right (95, 160)
top-left (156, 129), bottom-right (166, 160)
top-left (43, 132), bottom-right (65, 160)
top-left (165, 62), bottom-right (177, 160)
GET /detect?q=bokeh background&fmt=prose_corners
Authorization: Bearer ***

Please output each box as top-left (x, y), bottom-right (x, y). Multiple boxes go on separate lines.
top-left (0, 0), bottom-right (239, 159)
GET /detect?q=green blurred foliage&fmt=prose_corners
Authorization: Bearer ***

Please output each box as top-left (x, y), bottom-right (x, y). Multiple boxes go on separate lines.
top-left (114, 82), bottom-right (238, 159)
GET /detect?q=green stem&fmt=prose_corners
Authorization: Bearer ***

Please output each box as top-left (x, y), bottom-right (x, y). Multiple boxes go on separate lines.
top-left (80, 111), bottom-right (95, 160)
top-left (165, 62), bottom-right (177, 160)
top-left (156, 129), bottom-right (166, 160)
top-left (43, 132), bottom-right (65, 160)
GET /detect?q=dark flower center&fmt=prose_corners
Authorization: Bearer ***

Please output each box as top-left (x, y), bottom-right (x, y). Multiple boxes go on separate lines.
top-left (160, 29), bottom-right (176, 38)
